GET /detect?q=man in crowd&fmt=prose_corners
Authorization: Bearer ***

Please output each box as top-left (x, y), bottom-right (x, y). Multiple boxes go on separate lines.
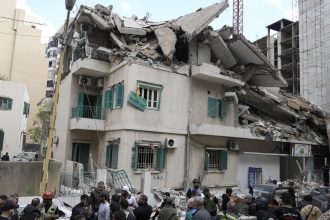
top-left (186, 179), bottom-right (202, 199)
top-left (255, 197), bottom-right (277, 220)
top-left (121, 186), bottom-right (137, 210)
top-left (20, 198), bottom-right (41, 220)
top-left (119, 199), bottom-right (135, 220)
top-left (98, 193), bottom-right (110, 220)
top-left (193, 196), bottom-right (211, 220)
top-left (203, 188), bottom-right (219, 220)
top-left (275, 192), bottom-right (302, 220)
top-left (71, 194), bottom-right (91, 220)
top-left (40, 191), bottom-right (64, 220)
top-left (133, 195), bottom-right (152, 220)
top-left (91, 181), bottom-right (108, 215)
top-left (1, 153), bottom-right (9, 161)
top-left (300, 195), bottom-right (321, 220)
top-left (0, 200), bottom-right (18, 220)
top-left (221, 188), bottom-right (232, 217)
top-left (159, 197), bottom-right (177, 220)
top-left (152, 192), bottom-right (170, 220)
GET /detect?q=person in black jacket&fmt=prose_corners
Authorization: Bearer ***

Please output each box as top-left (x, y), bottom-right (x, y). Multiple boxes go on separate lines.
top-left (20, 198), bottom-right (41, 220)
top-left (133, 195), bottom-right (152, 220)
top-left (71, 194), bottom-right (91, 220)
top-left (221, 188), bottom-right (232, 216)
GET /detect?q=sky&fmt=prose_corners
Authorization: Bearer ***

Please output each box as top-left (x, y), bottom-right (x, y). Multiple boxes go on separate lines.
top-left (16, 0), bottom-right (298, 43)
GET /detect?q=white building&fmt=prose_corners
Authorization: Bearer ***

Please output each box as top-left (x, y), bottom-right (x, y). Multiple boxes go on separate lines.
top-left (0, 80), bottom-right (29, 158)
top-left (53, 2), bottom-right (328, 192)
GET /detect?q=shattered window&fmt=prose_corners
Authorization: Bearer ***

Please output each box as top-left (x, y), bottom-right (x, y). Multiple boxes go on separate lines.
top-left (139, 87), bottom-right (159, 109)
top-left (0, 97), bottom-right (13, 110)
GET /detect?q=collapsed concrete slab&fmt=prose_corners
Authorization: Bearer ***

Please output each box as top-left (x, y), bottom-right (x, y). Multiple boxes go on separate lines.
top-left (208, 30), bottom-right (236, 68)
top-left (113, 14), bottom-right (147, 36)
top-left (172, 1), bottom-right (229, 41)
top-left (192, 63), bottom-right (245, 87)
top-left (154, 27), bottom-right (177, 60)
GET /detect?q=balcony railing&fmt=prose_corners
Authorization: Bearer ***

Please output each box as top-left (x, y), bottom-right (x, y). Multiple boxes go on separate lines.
top-left (71, 105), bottom-right (105, 120)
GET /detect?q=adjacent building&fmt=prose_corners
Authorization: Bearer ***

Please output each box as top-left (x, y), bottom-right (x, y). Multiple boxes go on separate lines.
top-left (0, 80), bottom-right (29, 157)
top-left (0, 0), bottom-right (48, 144)
top-left (53, 2), bottom-right (329, 192)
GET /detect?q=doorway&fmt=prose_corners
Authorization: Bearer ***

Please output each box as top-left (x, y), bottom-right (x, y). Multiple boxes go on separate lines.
top-left (72, 143), bottom-right (90, 171)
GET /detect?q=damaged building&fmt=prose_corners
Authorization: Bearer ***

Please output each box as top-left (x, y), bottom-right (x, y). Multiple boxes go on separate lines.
top-left (52, 1), bottom-right (329, 192)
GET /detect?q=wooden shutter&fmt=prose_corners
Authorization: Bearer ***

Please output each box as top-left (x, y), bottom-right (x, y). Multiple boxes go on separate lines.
top-left (219, 150), bottom-right (228, 170)
top-left (207, 97), bottom-right (218, 118)
top-left (131, 143), bottom-right (138, 170)
top-left (111, 144), bottom-right (119, 169)
top-left (204, 150), bottom-right (209, 170)
top-left (105, 89), bottom-right (113, 109)
top-left (128, 91), bottom-right (147, 111)
top-left (116, 83), bottom-right (124, 108)
top-left (0, 132), bottom-right (4, 152)
top-left (96, 95), bottom-right (103, 119)
top-left (7, 99), bottom-right (12, 110)
top-left (106, 144), bottom-right (111, 168)
top-left (219, 99), bottom-right (229, 118)
top-left (156, 147), bottom-right (166, 171)
top-left (72, 143), bottom-right (78, 162)
top-left (77, 92), bottom-right (84, 117)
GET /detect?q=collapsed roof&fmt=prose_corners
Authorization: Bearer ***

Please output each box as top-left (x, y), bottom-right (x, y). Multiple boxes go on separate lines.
top-left (62, 1), bottom-right (328, 145)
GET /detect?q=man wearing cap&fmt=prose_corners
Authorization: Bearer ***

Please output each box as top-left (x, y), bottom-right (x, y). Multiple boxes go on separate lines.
top-left (203, 188), bottom-right (220, 220)
top-left (0, 200), bottom-right (18, 220)
top-left (301, 195), bottom-right (321, 220)
top-left (186, 179), bottom-right (202, 199)
top-left (121, 186), bottom-right (137, 210)
top-left (40, 191), bottom-right (64, 220)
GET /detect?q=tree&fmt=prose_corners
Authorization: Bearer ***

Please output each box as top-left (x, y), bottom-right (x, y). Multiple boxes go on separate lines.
top-left (28, 102), bottom-right (51, 144)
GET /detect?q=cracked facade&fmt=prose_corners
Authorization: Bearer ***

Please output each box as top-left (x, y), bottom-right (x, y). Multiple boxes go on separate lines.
top-left (52, 1), bottom-right (329, 192)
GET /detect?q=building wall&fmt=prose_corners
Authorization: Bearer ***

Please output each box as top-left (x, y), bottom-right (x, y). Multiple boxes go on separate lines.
top-left (0, 3), bottom-right (48, 142)
top-left (299, 0), bottom-right (330, 112)
top-left (0, 80), bottom-right (29, 157)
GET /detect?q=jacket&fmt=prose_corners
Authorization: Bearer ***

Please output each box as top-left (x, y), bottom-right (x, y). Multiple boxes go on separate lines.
top-left (20, 204), bottom-right (41, 220)
top-left (301, 205), bottom-right (321, 220)
top-left (159, 204), bottom-right (178, 220)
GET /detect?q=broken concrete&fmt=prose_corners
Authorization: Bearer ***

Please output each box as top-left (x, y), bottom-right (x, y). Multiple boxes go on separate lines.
top-left (113, 14), bottom-right (147, 36)
top-left (171, 1), bottom-right (229, 41)
top-left (154, 27), bottom-right (177, 60)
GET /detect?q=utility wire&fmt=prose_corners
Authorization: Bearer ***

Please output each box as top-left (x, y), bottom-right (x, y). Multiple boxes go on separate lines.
top-left (0, 15), bottom-right (45, 26)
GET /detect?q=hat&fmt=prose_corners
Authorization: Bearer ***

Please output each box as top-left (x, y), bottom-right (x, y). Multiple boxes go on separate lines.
top-left (122, 186), bottom-right (131, 194)
top-left (2, 200), bottom-right (18, 211)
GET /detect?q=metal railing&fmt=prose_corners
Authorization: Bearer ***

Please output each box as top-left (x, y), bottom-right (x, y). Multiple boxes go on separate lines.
top-left (71, 105), bottom-right (105, 120)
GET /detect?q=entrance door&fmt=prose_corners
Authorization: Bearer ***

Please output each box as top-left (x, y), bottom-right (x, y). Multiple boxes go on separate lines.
top-left (72, 143), bottom-right (90, 171)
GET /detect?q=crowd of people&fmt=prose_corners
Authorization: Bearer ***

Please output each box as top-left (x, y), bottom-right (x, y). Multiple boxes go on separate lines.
top-left (3, 179), bottom-right (330, 220)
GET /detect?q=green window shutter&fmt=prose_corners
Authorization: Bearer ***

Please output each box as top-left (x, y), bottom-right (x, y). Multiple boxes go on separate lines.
top-left (116, 83), bottom-right (124, 108)
top-left (7, 99), bottom-right (12, 110)
top-left (96, 95), bottom-right (103, 119)
top-left (204, 150), bottom-right (209, 170)
top-left (219, 150), bottom-right (228, 170)
top-left (106, 144), bottom-right (111, 168)
top-left (127, 91), bottom-right (147, 111)
top-left (0, 132), bottom-right (4, 152)
top-left (77, 92), bottom-right (84, 117)
top-left (207, 97), bottom-right (218, 118)
top-left (111, 144), bottom-right (119, 169)
top-left (72, 143), bottom-right (78, 162)
top-left (156, 147), bottom-right (166, 171)
top-left (219, 99), bottom-right (229, 118)
top-left (23, 102), bottom-right (28, 114)
top-left (105, 89), bottom-right (113, 109)
top-left (131, 143), bottom-right (138, 170)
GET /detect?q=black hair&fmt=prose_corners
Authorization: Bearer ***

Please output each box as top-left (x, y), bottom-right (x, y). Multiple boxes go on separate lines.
top-left (31, 198), bottom-right (40, 207)
top-left (111, 194), bottom-right (121, 203)
top-left (226, 188), bottom-right (232, 195)
top-left (81, 194), bottom-right (89, 200)
top-left (114, 210), bottom-right (126, 220)
top-left (120, 199), bottom-right (129, 210)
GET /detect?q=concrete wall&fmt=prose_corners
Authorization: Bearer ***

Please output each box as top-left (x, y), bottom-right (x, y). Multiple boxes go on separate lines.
top-left (0, 81), bottom-right (29, 157)
top-left (0, 160), bottom-right (61, 196)
top-left (0, 2), bottom-right (48, 141)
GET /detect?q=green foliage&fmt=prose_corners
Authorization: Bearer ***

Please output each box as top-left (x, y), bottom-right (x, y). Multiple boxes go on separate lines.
top-left (28, 102), bottom-right (51, 143)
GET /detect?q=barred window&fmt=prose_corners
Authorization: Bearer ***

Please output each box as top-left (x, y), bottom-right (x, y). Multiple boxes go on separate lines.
top-left (137, 146), bottom-right (155, 169)
top-left (0, 97), bottom-right (12, 110)
top-left (204, 149), bottom-right (228, 170)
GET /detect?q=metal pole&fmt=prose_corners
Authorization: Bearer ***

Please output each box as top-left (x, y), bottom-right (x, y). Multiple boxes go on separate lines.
top-left (39, 9), bottom-right (71, 195)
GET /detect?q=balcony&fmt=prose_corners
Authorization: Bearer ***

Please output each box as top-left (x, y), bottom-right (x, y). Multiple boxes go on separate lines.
top-left (70, 106), bottom-right (105, 131)
top-left (70, 46), bottom-right (110, 77)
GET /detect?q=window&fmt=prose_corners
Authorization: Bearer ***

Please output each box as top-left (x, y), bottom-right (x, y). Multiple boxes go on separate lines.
top-left (207, 97), bottom-right (229, 118)
top-left (106, 142), bottom-right (119, 169)
top-left (23, 102), bottom-right (30, 116)
top-left (0, 131), bottom-right (4, 152)
top-left (131, 142), bottom-right (166, 171)
top-left (48, 61), bottom-right (53, 67)
top-left (204, 149), bottom-right (228, 171)
top-left (137, 81), bottom-right (163, 110)
top-left (46, 80), bottom-right (54, 88)
top-left (46, 90), bottom-right (54, 98)
top-left (104, 81), bottom-right (124, 109)
top-left (0, 97), bottom-right (12, 110)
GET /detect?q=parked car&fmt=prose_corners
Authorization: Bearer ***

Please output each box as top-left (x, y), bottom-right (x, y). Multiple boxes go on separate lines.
top-left (297, 186), bottom-right (330, 209)
top-left (18, 196), bottom-right (72, 219)
top-left (12, 152), bottom-right (39, 161)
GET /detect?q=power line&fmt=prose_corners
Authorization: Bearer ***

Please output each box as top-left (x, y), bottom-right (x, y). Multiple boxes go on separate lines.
top-left (0, 15), bottom-right (45, 26)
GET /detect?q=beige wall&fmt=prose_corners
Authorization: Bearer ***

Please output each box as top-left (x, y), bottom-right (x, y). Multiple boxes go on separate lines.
top-left (0, 3), bottom-right (48, 143)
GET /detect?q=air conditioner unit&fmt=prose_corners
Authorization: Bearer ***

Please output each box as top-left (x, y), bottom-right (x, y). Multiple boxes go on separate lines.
top-left (95, 78), bottom-right (104, 90)
top-left (165, 138), bottom-right (177, 149)
top-left (79, 76), bottom-right (92, 86)
top-left (227, 141), bottom-right (239, 151)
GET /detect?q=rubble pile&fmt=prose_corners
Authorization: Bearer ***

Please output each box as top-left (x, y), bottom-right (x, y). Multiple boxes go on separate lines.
top-left (237, 86), bottom-right (328, 144)
top-left (62, 1), bottom-right (328, 145)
